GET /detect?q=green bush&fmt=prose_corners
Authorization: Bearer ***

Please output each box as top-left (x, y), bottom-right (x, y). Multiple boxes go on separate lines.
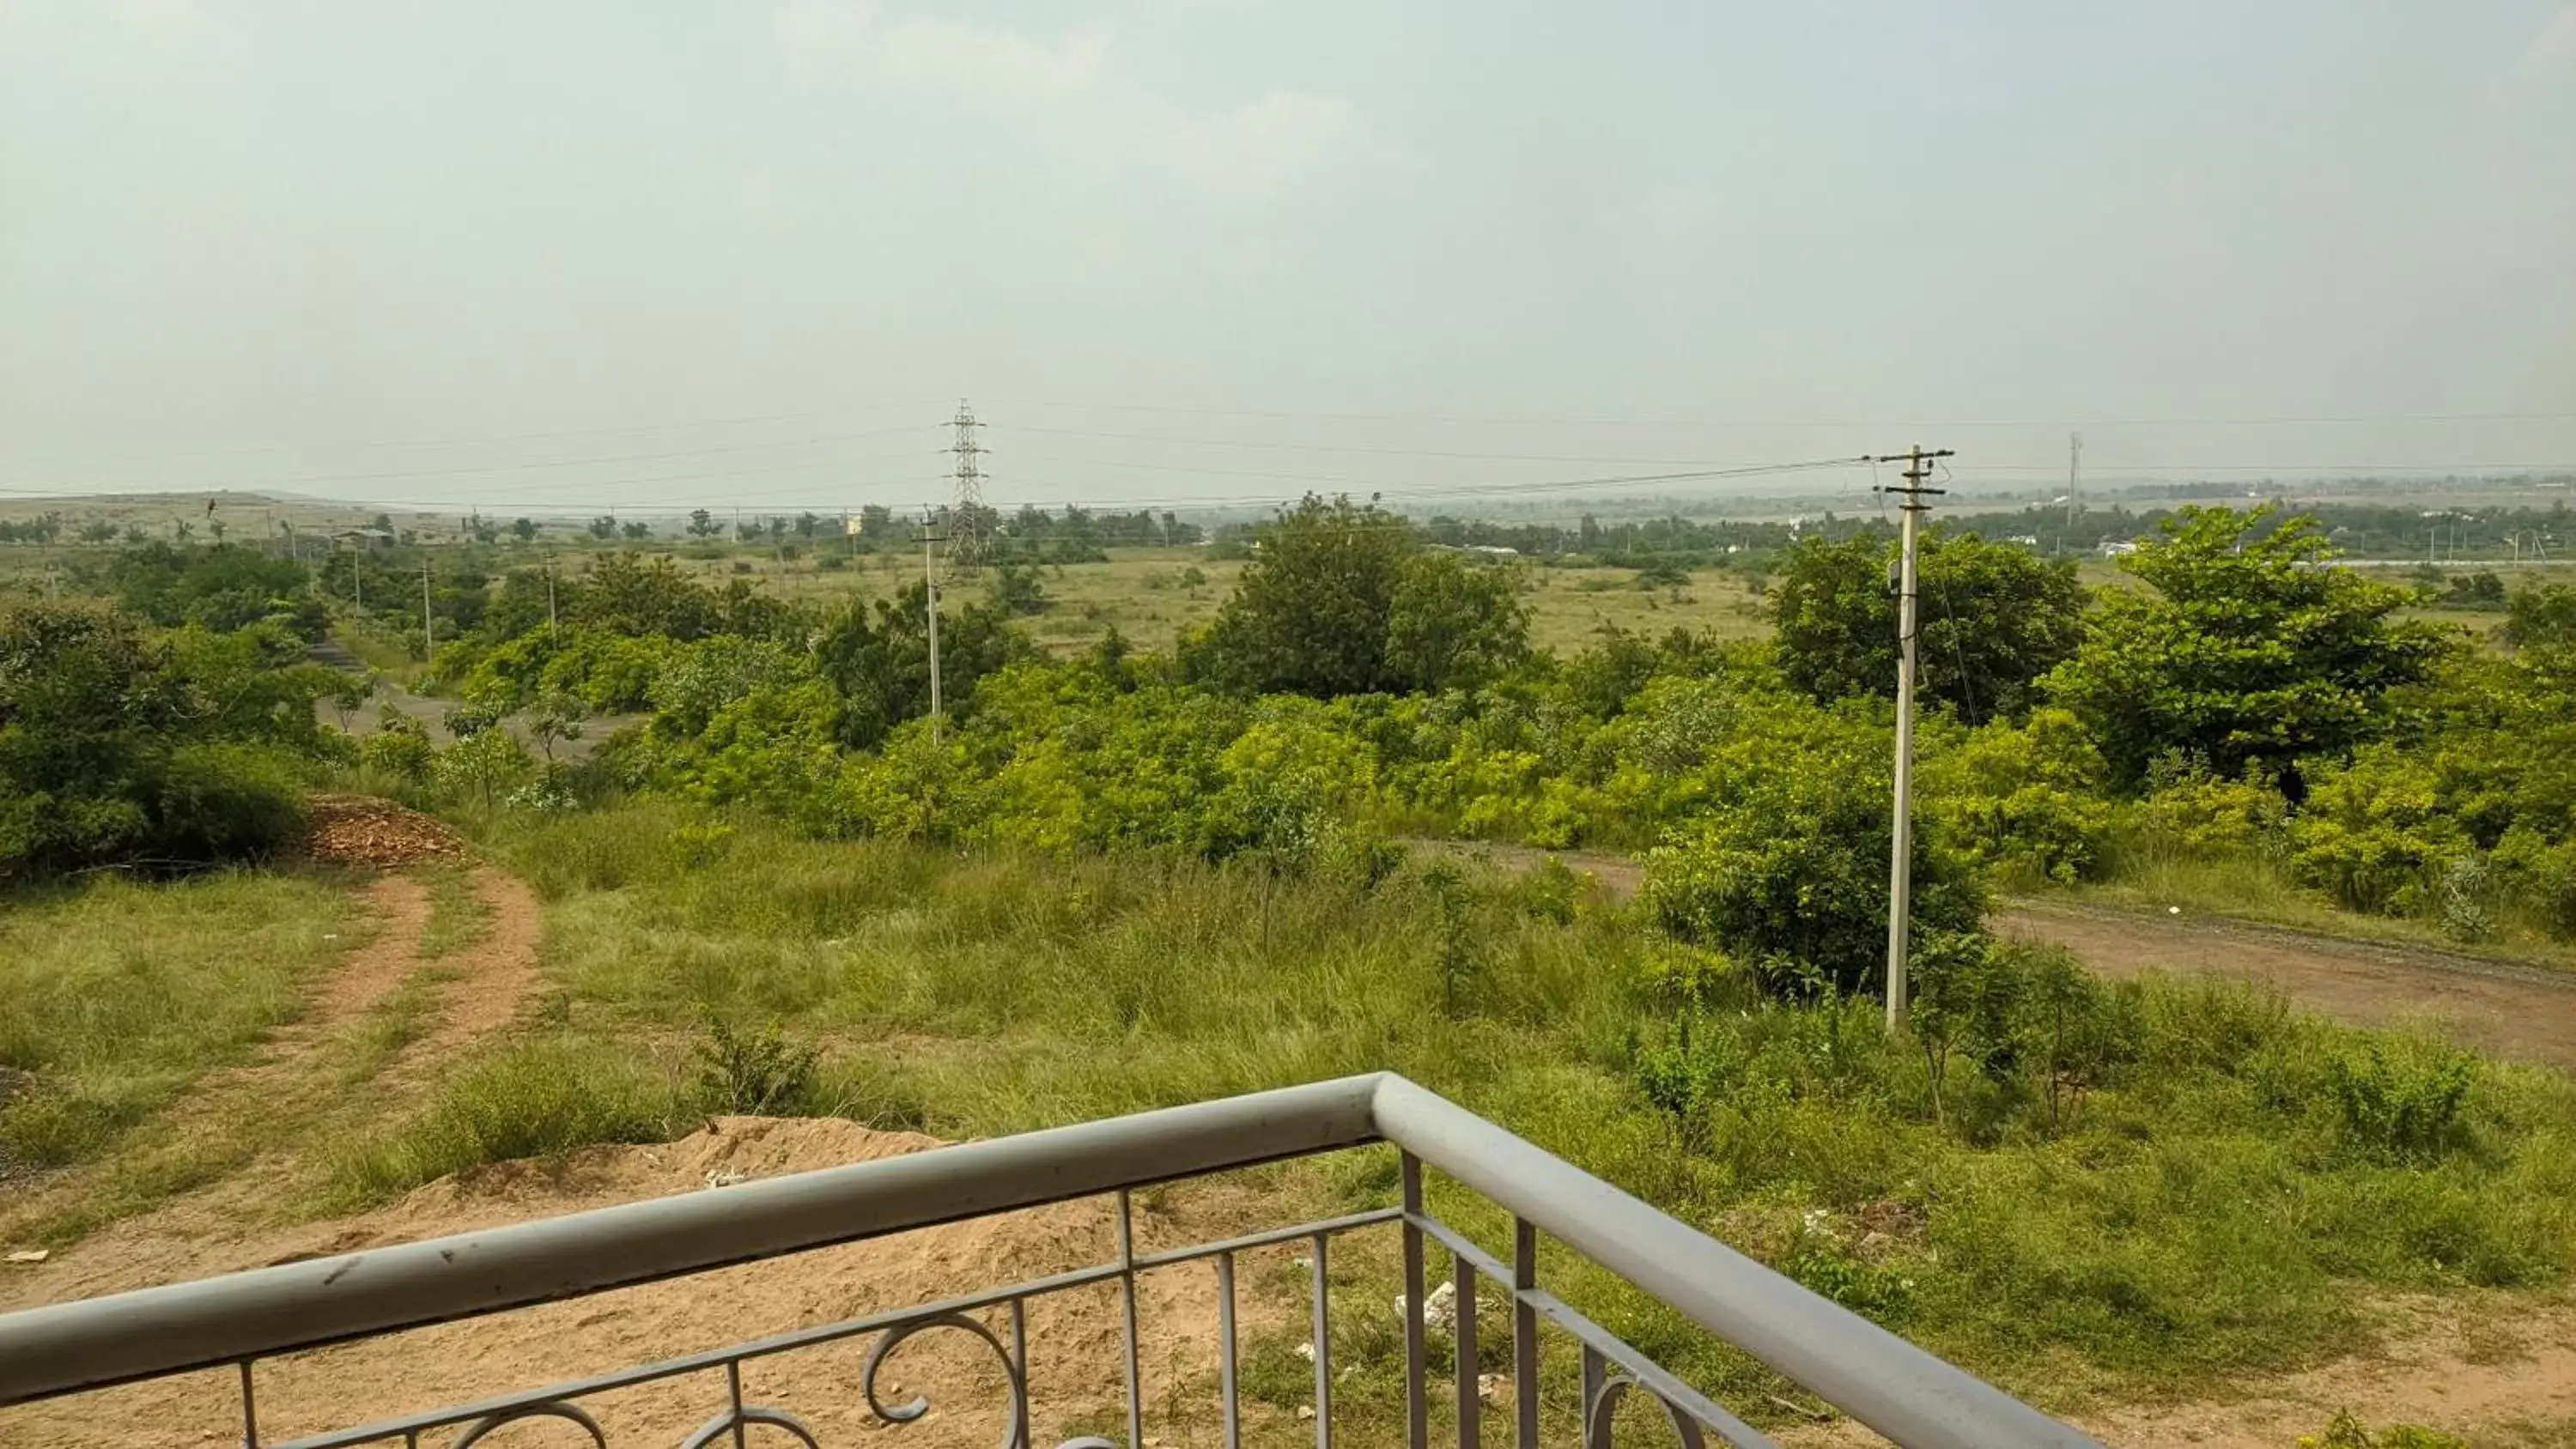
top-left (691, 1014), bottom-right (821, 1115)
top-left (149, 743), bottom-right (308, 865)
top-left (2329, 1042), bottom-right (2476, 1163)
top-left (1644, 736), bottom-right (1985, 997)
top-left (2298, 1410), bottom-right (2470, 1449)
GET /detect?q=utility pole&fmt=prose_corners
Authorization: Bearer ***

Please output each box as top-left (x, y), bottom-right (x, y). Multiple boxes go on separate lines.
top-left (544, 553), bottom-right (560, 638)
top-left (948, 400), bottom-right (989, 574)
top-left (921, 512), bottom-right (945, 743)
top-left (1868, 445), bottom-right (1953, 1030)
top-left (422, 555), bottom-right (435, 661)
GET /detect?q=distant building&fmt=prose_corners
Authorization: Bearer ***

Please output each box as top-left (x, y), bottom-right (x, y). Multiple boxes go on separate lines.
top-left (331, 527), bottom-right (397, 550)
top-left (1465, 544), bottom-right (1521, 558)
top-left (2097, 540), bottom-right (2141, 558)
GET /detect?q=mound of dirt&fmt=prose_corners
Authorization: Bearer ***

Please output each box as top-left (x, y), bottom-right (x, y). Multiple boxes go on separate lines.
top-left (0, 1118), bottom-right (1308, 1449)
top-left (298, 794), bottom-right (467, 869)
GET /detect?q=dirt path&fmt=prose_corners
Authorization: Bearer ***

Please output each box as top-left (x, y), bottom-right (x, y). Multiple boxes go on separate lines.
top-left (1405, 839), bottom-right (2576, 1074)
top-left (0, 857), bottom-right (548, 1262)
top-left (1998, 900), bottom-right (2576, 1073)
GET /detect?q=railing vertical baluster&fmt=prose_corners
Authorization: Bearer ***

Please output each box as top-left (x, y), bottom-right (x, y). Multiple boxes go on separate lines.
top-left (237, 1361), bottom-right (258, 1449)
top-left (1309, 1232), bottom-right (1334, 1449)
top-left (1216, 1251), bottom-right (1242, 1449)
top-left (1453, 1253), bottom-right (1480, 1449)
top-left (1511, 1218), bottom-right (1538, 1449)
top-left (1012, 1298), bottom-right (1032, 1449)
top-left (1400, 1154), bottom-right (1429, 1449)
top-left (1117, 1189), bottom-right (1144, 1449)
top-left (726, 1359), bottom-right (749, 1449)
top-left (1579, 1344), bottom-right (1606, 1449)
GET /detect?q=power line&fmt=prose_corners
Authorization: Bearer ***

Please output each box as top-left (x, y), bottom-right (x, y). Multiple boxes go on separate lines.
top-left (998, 397), bottom-right (2576, 430)
top-left (1011, 423), bottom-right (1792, 467)
top-left (0, 400), bottom-right (954, 459)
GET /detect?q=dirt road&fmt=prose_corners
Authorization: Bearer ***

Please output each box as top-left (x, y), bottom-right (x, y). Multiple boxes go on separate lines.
top-left (1997, 900), bottom-right (2576, 1071)
top-left (1409, 839), bottom-right (2576, 1073)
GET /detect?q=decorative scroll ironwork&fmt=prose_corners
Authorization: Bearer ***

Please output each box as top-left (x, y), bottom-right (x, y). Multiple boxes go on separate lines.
top-left (450, 1402), bottom-right (608, 1447)
top-left (1586, 1373), bottom-right (1711, 1449)
top-left (677, 1404), bottom-right (821, 1449)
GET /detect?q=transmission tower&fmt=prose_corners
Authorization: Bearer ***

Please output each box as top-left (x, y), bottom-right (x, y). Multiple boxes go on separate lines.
top-left (2066, 431), bottom-right (2083, 527)
top-left (947, 399), bottom-right (991, 574)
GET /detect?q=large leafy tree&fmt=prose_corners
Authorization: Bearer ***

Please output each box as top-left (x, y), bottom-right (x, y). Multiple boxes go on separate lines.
top-left (1386, 554), bottom-right (1529, 693)
top-left (2044, 505), bottom-right (2451, 788)
top-left (1191, 496), bottom-right (1529, 697)
top-left (1193, 496), bottom-right (1415, 697)
top-left (1643, 700), bottom-right (1985, 997)
top-left (0, 602), bottom-right (317, 876)
top-left (1771, 529), bottom-right (2087, 719)
top-left (816, 583), bottom-right (1018, 748)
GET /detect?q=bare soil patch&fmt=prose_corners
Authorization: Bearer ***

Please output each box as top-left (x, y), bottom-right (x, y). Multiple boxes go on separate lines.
top-left (2000, 900), bottom-right (2576, 1074)
top-left (0, 1119), bottom-right (1306, 1449)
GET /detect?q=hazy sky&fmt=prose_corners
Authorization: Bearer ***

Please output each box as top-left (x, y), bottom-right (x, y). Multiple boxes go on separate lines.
top-left (4, 1), bottom-right (2573, 516)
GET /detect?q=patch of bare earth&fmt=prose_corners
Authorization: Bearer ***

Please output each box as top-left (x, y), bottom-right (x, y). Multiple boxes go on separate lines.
top-left (0, 1119), bottom-right (1306, 1449)
top-left (1999, 900), bottom-right (2576, 1074)
top-left (1777, 1296), bottom-right (2576, 1447)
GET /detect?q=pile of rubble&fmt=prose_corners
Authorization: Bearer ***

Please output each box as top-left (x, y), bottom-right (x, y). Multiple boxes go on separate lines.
top-left (298, 795), bottom-right (469, 869)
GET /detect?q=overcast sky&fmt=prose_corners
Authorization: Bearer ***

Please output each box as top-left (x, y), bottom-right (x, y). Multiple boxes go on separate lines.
top-left (3, 1), bottom-right (2573, 517)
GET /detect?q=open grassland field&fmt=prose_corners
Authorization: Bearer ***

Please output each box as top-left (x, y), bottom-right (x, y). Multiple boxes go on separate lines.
top-left (9, 810), bottom-right (2576, 1449)
top-left (690, 547), bottom-right (1777, 656)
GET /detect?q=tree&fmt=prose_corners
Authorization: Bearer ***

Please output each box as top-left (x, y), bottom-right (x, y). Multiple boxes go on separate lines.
top-left (511, 518), bottom-right (539, 543)
top-left (589, 515), bottom-right (618, 541)
top-left (795, 512), bottom-right (820, 540)
top-left (1386, 554), bottom-right (1530, 692)
top-left (1771, 530), bottom-right (2087, 718)
top-left (688, 508), bottom-right (720, 538)
top-left (622, 520), bottom-right (651, 542)
top-left (815, 584), bottom-right (1018, 748)
top-left (1643, 716), bottom-right (1986, 997)
top-left (0, 601), bottom-right (307, 876)
top-left (1190, 496), bottom-right (1417, 697)
top-left (2044, 506), bottom-right (2451, 788)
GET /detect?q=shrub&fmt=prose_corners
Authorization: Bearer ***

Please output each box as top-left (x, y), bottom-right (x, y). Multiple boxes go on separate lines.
top-left (691, 1015), bottom-right (822, 1115)
top-left (149, 743), bottom-right (307, 866)
top-left (2329, 1042), bottom-right (2475, 1163)
top-left (2292, 747), bottom-right (2464, 916)
top-left (357, 720), bottom-right (435, 782)
top-left (2298, 1411), bottom-right (2470, 1449)
top-left (1644, 738), bottom-right (1984, 997)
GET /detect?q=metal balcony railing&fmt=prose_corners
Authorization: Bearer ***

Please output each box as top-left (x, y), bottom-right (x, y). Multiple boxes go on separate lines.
top-left (0, 1074), bottom-right (2100, 1449)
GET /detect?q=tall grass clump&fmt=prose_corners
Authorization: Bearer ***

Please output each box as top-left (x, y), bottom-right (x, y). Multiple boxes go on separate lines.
top-left (330, 1038), bottom-right (692, 1203)
top-left (0, 872), bottom-right (353, 1167)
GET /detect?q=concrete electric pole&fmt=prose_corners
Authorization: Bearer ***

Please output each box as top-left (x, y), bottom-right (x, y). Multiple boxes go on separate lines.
top-left (1869, 445), bottom-right (1953, 1029)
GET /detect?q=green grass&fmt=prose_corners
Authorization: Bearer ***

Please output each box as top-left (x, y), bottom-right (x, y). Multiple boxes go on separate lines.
top-left (416, 865), bottom-right (491, 960)
top-left (0, 871), bottom-right (360, 1168)
top-left (313, 803), bottom-right (2576, 1418)
top-left (681, 546), bottom-right (1776, 658)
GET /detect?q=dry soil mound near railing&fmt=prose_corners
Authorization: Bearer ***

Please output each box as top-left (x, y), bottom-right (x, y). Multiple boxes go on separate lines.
top-left (0, 1118), bottom-right (1303, 1449)
top-left (297, 794), bottom-right (468, 870)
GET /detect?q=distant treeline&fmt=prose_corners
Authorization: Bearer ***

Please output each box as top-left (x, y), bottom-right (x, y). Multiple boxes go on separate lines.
top-left (1392, 498), bottom-right (2573, 568)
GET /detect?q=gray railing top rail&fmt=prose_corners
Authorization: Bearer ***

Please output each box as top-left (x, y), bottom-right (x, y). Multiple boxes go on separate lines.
top-left (0, 1071), bottom-right (2097, 1449)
